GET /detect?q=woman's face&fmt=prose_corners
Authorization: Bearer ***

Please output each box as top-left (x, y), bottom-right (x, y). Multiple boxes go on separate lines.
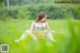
top-left (41, 15), bottom-right (47, 22)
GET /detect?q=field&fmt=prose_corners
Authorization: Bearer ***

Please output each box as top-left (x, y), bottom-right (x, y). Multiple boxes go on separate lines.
top-left (0, 19), bottom-right (80, 53)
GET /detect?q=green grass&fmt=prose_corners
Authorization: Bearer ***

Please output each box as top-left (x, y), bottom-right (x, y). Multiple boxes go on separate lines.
top-left (0, 19), bottom-right (80, 53)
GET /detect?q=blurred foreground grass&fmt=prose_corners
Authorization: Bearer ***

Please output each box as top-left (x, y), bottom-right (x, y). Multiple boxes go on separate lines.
top-left (0, 19), bottom-right (80, 53)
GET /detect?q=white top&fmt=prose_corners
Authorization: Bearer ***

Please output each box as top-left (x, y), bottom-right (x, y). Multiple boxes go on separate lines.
top-left (33, 22), bottom-right (46, 31)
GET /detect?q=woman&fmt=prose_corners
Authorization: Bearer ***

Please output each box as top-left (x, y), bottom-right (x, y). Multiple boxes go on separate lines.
top-left (15, 12), bottom-right (56, 42)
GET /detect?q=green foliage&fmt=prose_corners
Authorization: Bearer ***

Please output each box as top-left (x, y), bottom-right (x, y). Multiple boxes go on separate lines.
top-left (0, 4), bottom-right (80, 20)
top-left (0, 0), bottom-right (3, 6)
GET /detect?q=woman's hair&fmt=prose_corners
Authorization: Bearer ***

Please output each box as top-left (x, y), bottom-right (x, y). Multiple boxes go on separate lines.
top-left (36, 12), bottom-right (47, 22)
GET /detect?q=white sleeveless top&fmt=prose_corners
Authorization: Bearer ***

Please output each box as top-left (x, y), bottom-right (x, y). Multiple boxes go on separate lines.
top-left (33, 22), bottom-right (46, 31)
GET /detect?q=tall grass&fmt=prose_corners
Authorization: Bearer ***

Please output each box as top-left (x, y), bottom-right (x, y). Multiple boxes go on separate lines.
top-left (0, 19), bottom-right (80, 53)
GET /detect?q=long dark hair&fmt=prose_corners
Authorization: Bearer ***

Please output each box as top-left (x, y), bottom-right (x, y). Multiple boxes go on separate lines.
top-left (36, 12), bottom-right (47, 22)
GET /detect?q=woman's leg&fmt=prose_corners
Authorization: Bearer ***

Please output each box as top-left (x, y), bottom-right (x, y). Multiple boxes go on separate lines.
top-left (44, 30), bottom-right (56, 42)
top-left (15, 30), bottom-right (37, 42)
top-left (27, 30), bottom-right (37, 40)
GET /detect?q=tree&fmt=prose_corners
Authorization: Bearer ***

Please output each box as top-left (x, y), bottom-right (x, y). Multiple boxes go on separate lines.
top-left (6, 0), bottom-right (9, 7)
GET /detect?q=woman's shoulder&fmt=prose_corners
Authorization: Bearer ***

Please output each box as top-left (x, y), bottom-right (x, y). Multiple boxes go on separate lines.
top-left (45, 21), bottom-right (48, 23)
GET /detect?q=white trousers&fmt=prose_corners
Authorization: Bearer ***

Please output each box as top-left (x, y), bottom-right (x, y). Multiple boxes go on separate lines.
top-left (18, 30), bottom-right (55, 41)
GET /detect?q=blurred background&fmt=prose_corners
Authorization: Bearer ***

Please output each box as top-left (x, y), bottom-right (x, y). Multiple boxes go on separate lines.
top-left (0, 0), bottom-right (80, 53)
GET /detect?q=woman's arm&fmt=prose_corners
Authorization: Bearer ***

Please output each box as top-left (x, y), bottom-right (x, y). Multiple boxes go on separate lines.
top-left (30, 22), bottom-right (35, 31)
top-left (45, 21), bottom-right (51, 32)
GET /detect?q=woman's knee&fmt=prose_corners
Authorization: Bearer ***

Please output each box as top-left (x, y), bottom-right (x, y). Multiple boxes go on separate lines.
top-left (26, 30), bottom-right (32, 34)
top-left (44, 30), bottom-right (49, 33)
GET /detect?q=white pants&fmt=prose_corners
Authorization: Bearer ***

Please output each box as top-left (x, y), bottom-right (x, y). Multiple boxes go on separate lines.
top-left (18, 30), bottom-right (55, 41)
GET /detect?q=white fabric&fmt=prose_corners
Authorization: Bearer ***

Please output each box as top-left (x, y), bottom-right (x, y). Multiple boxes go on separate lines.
top-left (34, 22), bottom-right (46, 28)
top-left (34, 22), bottom-right (46, 31)
top-left (47, 32), bottom-right (55, 41)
